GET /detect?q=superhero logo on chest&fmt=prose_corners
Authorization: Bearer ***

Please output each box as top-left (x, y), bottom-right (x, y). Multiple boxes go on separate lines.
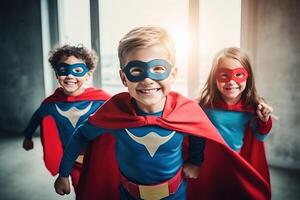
top-left (54, 102), bottom-right (93, 128)
top-left (125, 128), bottom-right (176, 157)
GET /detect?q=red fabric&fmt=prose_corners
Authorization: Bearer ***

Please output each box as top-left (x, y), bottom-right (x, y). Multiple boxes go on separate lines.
top-left (40, 87), bottom-right (111, 176)
top-left (78, 92), bottom-right (271, 200)
top-left (120, 167), bottom-right (183, 199)
top-left (70, 165), bottom-right (81, 194)
top-left (256, 117), bottom-right (272, 134)
top-left (206, 98), bottom-right (271, 185)
top-left (43, 87), bottom-right (111, 103)
top-left (196, 98), bottom-right (272, 199)
top-left (240, 124), bottom-right (270, 185)
top-left (40, 115), bottom-right (63, 176)
top-left (207, 97), bottom-right (254, 113)
top-left (76, 134), bottom-right (119, 200)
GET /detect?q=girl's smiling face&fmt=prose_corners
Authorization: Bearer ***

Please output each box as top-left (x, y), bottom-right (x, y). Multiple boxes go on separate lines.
top-left (216, 57), bottom-right (248, 105)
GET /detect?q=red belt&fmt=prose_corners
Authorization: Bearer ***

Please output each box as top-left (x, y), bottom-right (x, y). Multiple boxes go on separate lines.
top-left (120, 168), bottom-right (183, 200)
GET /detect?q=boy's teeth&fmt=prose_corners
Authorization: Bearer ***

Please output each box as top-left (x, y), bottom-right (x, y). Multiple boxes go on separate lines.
top-left (65, 81), bottom-right (76, 84)
top-left (140, 89), bottom-right (157, 93)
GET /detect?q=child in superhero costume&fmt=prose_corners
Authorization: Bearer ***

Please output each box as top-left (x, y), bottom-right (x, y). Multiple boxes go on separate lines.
top-left (55, 26), bottom-right (206, 200)
top-left (22, 44), bottom-right (111, 194)
top-left (55, 28), bottom-right (271, 200)
top-left (196, 46), bottom-right (273, 196)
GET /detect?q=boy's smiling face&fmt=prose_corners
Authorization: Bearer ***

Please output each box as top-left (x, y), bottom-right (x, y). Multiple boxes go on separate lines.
top-left (56, 55), bottom-right (91, 96)
top-left (119, 44), bottom-right (177, 113)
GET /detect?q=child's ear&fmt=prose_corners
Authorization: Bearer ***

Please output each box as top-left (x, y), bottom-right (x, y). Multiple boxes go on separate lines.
top-left (83, 70), bottom-right (93, 81)
top-left (119, 69), bottom-right (128, 87)
top-left (87, 71), bottom-right (93, 78)
top-left (170, 67), bottom-right (178, 82)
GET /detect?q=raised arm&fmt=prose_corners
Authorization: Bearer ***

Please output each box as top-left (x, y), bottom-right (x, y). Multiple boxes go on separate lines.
top-left (254, 102), bottom-right (273, 140)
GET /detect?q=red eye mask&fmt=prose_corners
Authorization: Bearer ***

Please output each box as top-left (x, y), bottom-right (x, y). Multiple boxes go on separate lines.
top-left (216, 67), bottom-right (249, 83)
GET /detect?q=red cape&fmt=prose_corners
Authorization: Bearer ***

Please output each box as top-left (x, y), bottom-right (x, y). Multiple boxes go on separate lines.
top-left (43, 87), bottom-right (110, 103)
top-left (40, 87), bottom-right (111, 176)
top-left (206, 99), bottom-right (271, 184)
top-left (77, 92), bottom-right (271, 200)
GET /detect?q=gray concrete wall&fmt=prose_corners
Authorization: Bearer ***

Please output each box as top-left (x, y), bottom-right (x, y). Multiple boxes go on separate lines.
top-left (0, 0), bottom-right (44, 134)
top-left (241, 0), bottom-right (300, 168)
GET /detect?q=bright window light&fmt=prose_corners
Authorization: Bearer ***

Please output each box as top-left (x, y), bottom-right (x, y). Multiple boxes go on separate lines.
top-left (197, 0), bottom-right (241, 95)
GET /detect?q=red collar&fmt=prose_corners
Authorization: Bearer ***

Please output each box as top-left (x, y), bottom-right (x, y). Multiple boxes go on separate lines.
top-left (206, 98), bottom-right (254, 113)
top-left (88, 92), bottom-right (223, 143)
top-left (43, 87), bottom-right (111, 103)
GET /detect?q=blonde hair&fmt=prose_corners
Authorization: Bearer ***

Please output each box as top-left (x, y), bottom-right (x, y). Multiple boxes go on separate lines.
top-left (118, 26), bottom-right (176, 68)
top-left (199, 47), bottom-right (264, 108)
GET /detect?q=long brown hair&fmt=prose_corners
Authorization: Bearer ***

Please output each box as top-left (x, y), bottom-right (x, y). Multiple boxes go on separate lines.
top-left (199, 47), bottom-right (264, 108)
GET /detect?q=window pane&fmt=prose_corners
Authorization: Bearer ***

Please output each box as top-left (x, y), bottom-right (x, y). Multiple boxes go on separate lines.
top-left (99, 0), bottom-right (189, 95)
top-left (198, 0), bottom-right (241, 88)
top-left (58, 0), bottom-right (91, 48)
top-left (57, 0), bottom-right (92, 86)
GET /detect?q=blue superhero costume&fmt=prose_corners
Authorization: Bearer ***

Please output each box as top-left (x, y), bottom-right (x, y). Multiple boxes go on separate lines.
top-left (203, 99), bottom-right (272, 151)
top-left (59, 92), bottom-right (271, 200)
top-left (60, 94), bottom-right (205, 200)
top-left (23, 87), bottom-right (110, 181)
top-left (202, 98), bottom-right (272, 191)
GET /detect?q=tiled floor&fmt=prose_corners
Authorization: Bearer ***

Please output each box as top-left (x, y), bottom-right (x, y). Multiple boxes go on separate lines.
top-left (0, 136), bottom-right (299, 200)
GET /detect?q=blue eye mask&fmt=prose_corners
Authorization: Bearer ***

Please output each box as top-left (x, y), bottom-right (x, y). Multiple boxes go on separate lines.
top-left (55, 63), bottom-right (89, 77)
top-left (123, 59), bottom-right (173, 82)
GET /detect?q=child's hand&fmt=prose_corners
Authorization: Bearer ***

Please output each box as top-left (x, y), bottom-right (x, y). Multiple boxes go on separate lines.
top-left (54, 176), bottom-right (70, 195)
top-left (183, 163), bottom-right (199, 179)
top-left (257, 102), bottom-right (273, 122)
top-left (22, 138), bottom-right (34, 150)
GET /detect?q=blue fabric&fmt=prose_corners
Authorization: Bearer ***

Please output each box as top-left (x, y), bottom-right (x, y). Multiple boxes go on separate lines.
top-left (204, 108), bottom-right (268, 151)
top-left (23, 100), bottom-right (104, 147)
top-left (252, 122), bottom-right (269, 141)
top-left (59, 103), bottom-right (205, 199)
top-left (55, 63), bottom-right (89, 77)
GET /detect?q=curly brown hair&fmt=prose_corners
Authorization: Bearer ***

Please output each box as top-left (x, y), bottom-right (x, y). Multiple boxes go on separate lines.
top-left (48, 44), bottom-right (98, 71)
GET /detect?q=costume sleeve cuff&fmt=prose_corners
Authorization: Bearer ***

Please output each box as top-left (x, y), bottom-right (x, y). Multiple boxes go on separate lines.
top-left (24, 135), bottom-right (32, 140)
top-left (59, 168), bottom-right (70, 177)
top-left (256, 117), bottom-right (272, 135)
top-left (58, 173), bottom-right (69, 178)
